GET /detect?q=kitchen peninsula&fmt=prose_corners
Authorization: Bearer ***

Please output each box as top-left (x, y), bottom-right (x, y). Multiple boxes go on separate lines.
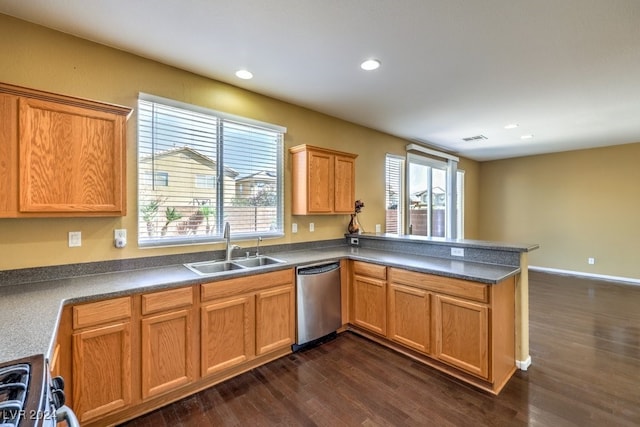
top-left (0, 234), bottom-right (537, 425)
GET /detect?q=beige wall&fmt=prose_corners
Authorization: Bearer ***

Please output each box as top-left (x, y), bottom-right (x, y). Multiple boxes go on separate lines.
top-left (0, 15), bottom-right (481, 270)
top-left (479, 142), bottom-right (640, 279)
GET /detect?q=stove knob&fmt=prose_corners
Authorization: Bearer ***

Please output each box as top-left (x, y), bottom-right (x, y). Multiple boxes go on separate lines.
top-left (51, 376), bottom-right (65, 390)
top-left (51, 388), bottom-right (66, 410)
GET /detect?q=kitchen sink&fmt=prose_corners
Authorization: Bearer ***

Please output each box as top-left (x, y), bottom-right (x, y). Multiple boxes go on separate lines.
top-left (184, 256), bottom-right (286, 276)
top-left (184, 260), bottom-right (246, 275)
top-left (232, 256), bottom-right (286, 268)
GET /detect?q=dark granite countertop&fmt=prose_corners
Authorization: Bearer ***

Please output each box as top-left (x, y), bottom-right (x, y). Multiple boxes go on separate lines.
top-left (0, 245), bottom-right (521, 365)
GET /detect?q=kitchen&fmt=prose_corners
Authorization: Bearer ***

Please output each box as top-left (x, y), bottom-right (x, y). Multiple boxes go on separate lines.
top-left (1, 1), bottom-right (640, 426)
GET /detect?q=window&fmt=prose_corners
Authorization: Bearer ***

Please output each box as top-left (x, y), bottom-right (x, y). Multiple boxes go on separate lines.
top-left (385, 146), bottom-right (464, 238)
top-left (154, 171), bottom-right (169, 187)
top-left (138, 94), bottom-right (286, 247)
top-left (195, 174), bottom-right (215, 189)
top-left (407, 153), bottom-right (449, 237)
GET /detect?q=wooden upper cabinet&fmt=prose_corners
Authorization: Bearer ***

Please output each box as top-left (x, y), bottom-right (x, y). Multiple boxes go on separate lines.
top-left (0, 92), bottom-right (19, 217)
top-left (0, 82), bottom-right (131, 217)
top-left (290, 144), bottom-right (357, 215)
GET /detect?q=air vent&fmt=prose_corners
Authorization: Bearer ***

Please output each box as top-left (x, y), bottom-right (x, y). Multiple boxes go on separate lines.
top-left (462, 135), bottom-right (488, 142)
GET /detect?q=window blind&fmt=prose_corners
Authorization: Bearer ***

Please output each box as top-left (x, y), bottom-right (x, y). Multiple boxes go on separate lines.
top-left (385, 154), bottom-right (404, 234)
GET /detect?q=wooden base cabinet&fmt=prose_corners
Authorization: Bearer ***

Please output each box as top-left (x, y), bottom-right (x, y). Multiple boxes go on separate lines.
top-left (201, 295), bottom-right (254, 375)
top-left (387, 283), bottom-right (431, 354)
top-left (433, 294), bottom-right (488, 378)
top-left (350, 263), bottom-right (516, 394)
top-left (256, 285), bottom-right (295, 355)
top-left (55, 269), bottom-right (295, 426)
top-left (350, 261), bottom-right (387, 336)
top-left (70, 297), bottom-right (133, 423)
top-left (200, 269), bottom-right (295, 377)
top-left (140, 287), bottom-right (196, 400)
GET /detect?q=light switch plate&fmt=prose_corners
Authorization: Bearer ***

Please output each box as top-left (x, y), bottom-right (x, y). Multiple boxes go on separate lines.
top-left (68, 231), bottom-right (81, 247)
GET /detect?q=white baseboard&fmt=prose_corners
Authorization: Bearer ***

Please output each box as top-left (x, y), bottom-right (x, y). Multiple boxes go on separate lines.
top-left (516, 356), bottom-right (531, 371)
top-left (529, 265), bottom-right (640, 286)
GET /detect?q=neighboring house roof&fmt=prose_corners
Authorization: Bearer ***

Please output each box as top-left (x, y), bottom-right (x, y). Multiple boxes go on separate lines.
top-left (236, 171), bottom-right (276, 183)
top-left (411, 187), bottom-right (445, 199)
top-left (140, 146), bottom-right (239, 178)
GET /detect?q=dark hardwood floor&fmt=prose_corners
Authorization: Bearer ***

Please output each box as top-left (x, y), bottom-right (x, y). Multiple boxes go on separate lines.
top-left (120, 271), bottom-right (640, 426)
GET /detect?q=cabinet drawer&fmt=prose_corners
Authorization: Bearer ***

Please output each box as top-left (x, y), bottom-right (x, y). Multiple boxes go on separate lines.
top-left (389, 268), bottom-right (489, 303)
top-left (73, 297), bottom-right (132, 329)
top-left (352, 261), bottom-right (386, 280)
top-left (141, 287), bottom-right (193, 315)
top-left (201, 269), bottom-right (294, 302)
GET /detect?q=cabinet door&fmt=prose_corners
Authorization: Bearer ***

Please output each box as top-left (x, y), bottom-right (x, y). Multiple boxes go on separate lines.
top-left (352, 274), bottom-right (387, 335)
top-left (72, 322), bottom-right (132, 423)
top-left (201, 296), bottom-right (254, 376)
top-left (433, 294), bottom-right (489, 379)
top-left (388, 283), bottom-right (431, 354)
top-left (333, 155), bottom-right (355, 213)
top-left (307, 150), bottom-right (334, 213)
top-left (141, 309), bottom-right (194, 400)
top-left (0, 93), bottom-right (18, 217)
top-left (18, 97), bottom-right (126, 214)
top-left (256, 285), bottom-right (295, 355)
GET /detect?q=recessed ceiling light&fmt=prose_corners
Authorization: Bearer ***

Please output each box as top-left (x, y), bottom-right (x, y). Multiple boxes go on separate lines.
top-left (235, 69), bottom-right (253, 80)
top-left (504, 123), bottom-right (519, 129)
top-left (521, 134), bottom-right (534, 140)
top-left (360, 59), bottom-right (381, 71)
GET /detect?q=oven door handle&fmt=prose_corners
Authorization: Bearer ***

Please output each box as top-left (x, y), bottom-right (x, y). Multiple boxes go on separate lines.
top-left (56, 405), bottom-right (80, 427)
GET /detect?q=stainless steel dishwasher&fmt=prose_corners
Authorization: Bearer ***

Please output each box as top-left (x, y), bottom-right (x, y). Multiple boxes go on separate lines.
top-left (294, 261), bottom-right (342, 350)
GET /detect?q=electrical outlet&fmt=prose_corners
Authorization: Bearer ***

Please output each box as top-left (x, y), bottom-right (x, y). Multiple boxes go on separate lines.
top-left (309, 222), bottom-right (315, 232)
top-left (588, 257), bottom-right (595, 265)
top-left (375, 224), bottom-right (381, 233)
top-left (114, 228), bottom-right (127, 249)
top-left (292, 223), bottom-right (298, 233)
top-left (451, 247), bottom-right (465, 257)
top-left (68, 231), bottom-right (81, 247)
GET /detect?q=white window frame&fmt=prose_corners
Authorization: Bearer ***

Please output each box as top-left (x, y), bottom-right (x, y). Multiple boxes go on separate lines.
top-left (137, 93), bottom-right (286, 247)
top-left (401, 144), bottom-right (463, 239)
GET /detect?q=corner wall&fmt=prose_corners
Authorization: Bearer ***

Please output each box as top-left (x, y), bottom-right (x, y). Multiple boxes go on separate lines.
top-left (478, 142), bottom-right (640, 279)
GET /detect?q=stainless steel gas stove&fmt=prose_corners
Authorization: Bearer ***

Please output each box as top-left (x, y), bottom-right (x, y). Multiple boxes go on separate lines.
top-left (0, 354), bottom-right (77, 427)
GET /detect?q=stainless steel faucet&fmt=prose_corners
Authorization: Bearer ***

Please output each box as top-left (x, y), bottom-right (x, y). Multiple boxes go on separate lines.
top-left (256, 236), bottom-right (262, 257)
top-left (223, 222), bottom-right (240, 261)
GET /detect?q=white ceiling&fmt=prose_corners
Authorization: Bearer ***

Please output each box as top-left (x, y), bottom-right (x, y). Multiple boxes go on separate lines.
top-left (2, 0), bottom-right (640, 161)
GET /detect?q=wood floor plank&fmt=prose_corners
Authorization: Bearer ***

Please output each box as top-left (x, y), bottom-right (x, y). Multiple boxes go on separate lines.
top-left (119, 271), bottom-right (640, 426)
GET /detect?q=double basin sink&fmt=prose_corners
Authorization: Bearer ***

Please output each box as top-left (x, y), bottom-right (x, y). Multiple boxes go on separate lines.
top-left (184, 256), bottom-right (286, 276)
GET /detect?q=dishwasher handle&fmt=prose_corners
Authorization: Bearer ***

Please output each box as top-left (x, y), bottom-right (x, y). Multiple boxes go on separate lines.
top-left (297, 262), bottom-right (340, 276)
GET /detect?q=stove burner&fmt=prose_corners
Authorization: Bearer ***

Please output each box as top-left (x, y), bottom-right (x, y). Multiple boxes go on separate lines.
top-left (0, 363), bottom-right (30, 427)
